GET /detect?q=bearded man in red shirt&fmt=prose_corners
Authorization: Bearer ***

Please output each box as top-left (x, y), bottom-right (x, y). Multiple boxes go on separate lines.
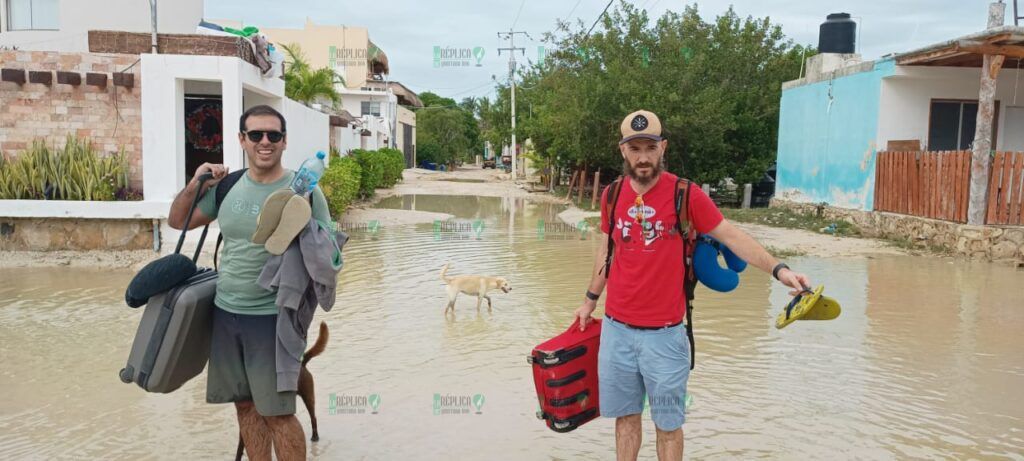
top-left (575, 110), bottom-right (811, 461)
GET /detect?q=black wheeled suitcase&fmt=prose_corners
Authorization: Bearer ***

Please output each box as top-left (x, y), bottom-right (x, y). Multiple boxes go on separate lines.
top-left (119, 173), bottom-right (219, 393)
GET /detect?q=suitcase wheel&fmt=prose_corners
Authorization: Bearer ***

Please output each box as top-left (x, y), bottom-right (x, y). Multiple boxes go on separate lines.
top-left (553, 420), bottom-right (572, 430)
top-left (541, 355), bottom-right (560, 366)
top-left (119, 366), bottom-right (133, 384)
top-left (536, 410), bottom-right (545, 420)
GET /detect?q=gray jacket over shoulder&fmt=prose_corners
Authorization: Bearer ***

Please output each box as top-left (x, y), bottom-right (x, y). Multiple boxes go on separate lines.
top-left (257, 219), bottom-right (346, 392)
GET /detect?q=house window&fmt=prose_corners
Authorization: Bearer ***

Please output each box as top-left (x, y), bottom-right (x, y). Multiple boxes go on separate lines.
top-left (928, 100), bottom-right (999, 151)
top-left (6, 0), bottom-right (59, 31)
top-left (361, 101), bottom-right (381, 116)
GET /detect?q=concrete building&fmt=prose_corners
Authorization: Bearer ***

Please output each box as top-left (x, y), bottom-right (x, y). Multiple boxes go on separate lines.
top-left (215, 18), bottom-right (422, 164)
top-left (0, 2), bottom-right (331, 251)
top-left (0, 0), bottom-right (203, 51)
top-left (776, 27), bottom-right (1024, 212)
top-left (775, 12), bottom-right (1024, 261)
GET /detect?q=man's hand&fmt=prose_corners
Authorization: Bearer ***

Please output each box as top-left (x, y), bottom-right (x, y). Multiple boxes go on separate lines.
top-left (192, 163), bottom-right (229, 190)
top-left (574, 299), bottom-right (598, 331)
top-left (777, 268), bottom-right (812, 296)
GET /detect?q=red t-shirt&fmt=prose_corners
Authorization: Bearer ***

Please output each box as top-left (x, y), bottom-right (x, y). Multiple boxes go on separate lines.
top-left (600, 172), bottom-right (724, 327)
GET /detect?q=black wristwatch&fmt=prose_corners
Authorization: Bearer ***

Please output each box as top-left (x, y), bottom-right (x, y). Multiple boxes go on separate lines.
top-left (585, 290), bottom-right (600, 301)
top-left (772, 263), bottom-right (790, 281)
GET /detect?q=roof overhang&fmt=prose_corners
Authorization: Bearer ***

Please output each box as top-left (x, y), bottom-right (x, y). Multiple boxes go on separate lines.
top-left (895, 25), bottom-right (1024, 67)
top-left (329, 109), bottom-right (358, 127)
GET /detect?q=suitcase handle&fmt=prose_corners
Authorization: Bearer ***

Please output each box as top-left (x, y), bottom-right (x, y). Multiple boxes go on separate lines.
top-left (541, 407), bottom-right (599, 433)
top-left (549, 389), bottom-right (589, 407)
top-left (530, 345), bottom-right (587, 369)
top-left (174, 172), bottom-right (214, 263)
top-left (546, 370), bottom-right (586, 388)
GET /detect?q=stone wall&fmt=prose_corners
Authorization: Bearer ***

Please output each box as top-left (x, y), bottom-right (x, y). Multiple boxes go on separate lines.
top-left (0, 217), bottom-right (152, 251)
top-left (771, 199), bottom-right (1024, 262)
top-left (0, 50), bottom-right (143, 191)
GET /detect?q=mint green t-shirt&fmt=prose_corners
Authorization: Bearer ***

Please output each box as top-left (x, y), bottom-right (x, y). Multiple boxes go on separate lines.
top-left (197, 170), bottom-right (332, 315)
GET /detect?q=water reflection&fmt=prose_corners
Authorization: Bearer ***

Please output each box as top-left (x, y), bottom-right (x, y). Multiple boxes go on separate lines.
top-left (0, 195), bottom-right (1020, 459)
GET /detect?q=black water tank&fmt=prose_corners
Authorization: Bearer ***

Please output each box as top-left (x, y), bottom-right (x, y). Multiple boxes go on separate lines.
top-left (818, 13), bottom-right (856, 53)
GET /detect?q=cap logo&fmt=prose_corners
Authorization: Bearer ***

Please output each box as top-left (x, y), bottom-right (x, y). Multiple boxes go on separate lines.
top-left (631, 115), bottom-right (649, 131)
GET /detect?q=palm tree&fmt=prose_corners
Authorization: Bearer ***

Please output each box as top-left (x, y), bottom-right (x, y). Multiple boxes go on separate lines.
top-left (280, 43), bottom-right (344, 107)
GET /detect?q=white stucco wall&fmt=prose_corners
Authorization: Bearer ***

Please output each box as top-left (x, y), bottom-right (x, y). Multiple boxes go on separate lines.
top-left (141, 54), bottom-right (327, 204)
top-left (281, 98), bottom-right (330, 169)
top-left (877, 66), bottom-right (1024, 152)
top-left (0, 0), bottom-right (203, 51)
top-left (334, 126), bottom-right (362, 155)
top-left (339, 87), bottom-right (396, 149)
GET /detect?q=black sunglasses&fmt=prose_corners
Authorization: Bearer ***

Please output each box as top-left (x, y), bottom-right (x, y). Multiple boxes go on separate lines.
top-left (243, 130), bottom-right (285, 143)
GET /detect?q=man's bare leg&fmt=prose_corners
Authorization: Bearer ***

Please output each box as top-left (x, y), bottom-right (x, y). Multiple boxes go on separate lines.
top-left (236, 401), bottom-right (271, 461)
top-left (615, 414), bottom-right (642, 461)
top-left (656, 427), bottom-right (684, 461)
top-left (266, 414), bottom-right (306, 460)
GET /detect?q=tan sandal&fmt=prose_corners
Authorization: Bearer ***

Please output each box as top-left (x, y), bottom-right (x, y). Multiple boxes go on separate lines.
top-left (252, 189), bottom-right (295, 244)
top-left (264, 195), bottom-right (312, 255)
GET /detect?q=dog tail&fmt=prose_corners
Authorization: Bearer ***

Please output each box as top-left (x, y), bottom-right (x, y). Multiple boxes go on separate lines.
top-left (302, 321), bottom-right (329, 366)
top-left (440, 262), bottom-right (451, 283)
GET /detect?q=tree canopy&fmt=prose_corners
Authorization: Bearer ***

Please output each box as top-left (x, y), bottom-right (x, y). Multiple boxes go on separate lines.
top-left (476, 3), bottom-right (812, 185)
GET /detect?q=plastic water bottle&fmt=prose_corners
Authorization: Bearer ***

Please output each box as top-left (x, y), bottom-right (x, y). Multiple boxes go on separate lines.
top-left (290, 151), bottom-right (326, 196)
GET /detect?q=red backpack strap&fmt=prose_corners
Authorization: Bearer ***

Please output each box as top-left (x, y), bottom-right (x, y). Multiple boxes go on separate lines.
top-left (675, 177), bottom-right (697, 370)
top-left (601, 177), bottom-right (624, 278)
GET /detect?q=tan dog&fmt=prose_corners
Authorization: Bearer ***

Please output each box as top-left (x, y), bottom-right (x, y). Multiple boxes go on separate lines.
top-left (440, 263), bottom-right (511, 314)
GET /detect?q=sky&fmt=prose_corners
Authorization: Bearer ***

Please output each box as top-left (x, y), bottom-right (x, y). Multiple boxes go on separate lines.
top-left (205, 0), bottom-right (1009, 102)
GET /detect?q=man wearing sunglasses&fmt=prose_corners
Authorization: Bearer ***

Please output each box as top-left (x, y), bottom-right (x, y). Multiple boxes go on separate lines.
top-left (168, 104), bottom-right (330, 461)
top-left (574, 110), bottom-right (811, 461)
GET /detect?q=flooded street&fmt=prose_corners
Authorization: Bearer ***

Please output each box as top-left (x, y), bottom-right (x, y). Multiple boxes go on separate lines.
top-left (1, 194), bottom-right (1022, 460)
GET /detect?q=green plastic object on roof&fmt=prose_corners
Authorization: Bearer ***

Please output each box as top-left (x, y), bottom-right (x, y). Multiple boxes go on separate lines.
top-left (222, 26), bottom-right (260, 38)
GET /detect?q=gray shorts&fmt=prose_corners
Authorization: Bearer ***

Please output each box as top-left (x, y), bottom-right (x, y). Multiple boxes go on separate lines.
top-left (206, 306), bottom-right (296, 416)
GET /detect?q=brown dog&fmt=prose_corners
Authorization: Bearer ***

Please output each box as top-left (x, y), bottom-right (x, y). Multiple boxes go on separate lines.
top-left (235, 321), bottom-right (328, 460)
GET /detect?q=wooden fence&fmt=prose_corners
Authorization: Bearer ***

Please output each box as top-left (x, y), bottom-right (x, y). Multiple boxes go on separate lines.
top-left (986, 151), bottom-right (1024, 225)
top-left (875, 150), bottom-right (972, 223)
top-left (875, 150), bottom-right (1024, 225)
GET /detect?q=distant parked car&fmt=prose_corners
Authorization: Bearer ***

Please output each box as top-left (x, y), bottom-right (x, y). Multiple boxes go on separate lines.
top-left (483, 159), bottom-right (497, 169)
top-left (750, 163), bottom-right (776, 208)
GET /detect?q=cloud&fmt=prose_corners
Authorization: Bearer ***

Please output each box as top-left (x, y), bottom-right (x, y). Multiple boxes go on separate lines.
top-left (205, 0), bottom-right (1001, 100)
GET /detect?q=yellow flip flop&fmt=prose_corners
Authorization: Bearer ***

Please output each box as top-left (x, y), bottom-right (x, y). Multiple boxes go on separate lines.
top-left (775, 285), bottom-right (841, 329)
top-left (802, 294), bottom-right (841, 321)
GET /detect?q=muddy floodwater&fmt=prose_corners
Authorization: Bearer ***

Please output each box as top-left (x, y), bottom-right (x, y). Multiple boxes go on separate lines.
top-left (1, 194), bottom-right (1022, 460)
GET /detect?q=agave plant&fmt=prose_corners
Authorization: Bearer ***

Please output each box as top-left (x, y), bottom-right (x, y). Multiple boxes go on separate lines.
top-left (0, 136), bottom-right (134, 201)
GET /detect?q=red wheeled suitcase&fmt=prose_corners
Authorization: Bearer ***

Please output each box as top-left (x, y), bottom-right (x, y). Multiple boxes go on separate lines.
top-left (529, 318), bottom-right (601, 433)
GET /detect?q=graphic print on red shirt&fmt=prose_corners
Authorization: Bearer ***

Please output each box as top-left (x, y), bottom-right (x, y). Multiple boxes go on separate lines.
top-left (600, 171), bottom-right (724, 327)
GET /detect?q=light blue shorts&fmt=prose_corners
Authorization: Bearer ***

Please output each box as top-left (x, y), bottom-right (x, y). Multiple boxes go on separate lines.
top-left (598, 316), bottom-right (691, 431)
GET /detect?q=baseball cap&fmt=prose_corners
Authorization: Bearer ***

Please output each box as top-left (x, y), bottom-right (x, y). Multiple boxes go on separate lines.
top-left (619, 110), bottom-right (663, 145)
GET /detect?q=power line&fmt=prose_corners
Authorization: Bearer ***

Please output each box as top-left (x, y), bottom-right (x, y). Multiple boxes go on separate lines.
top-left (511, 0), bottom-right (527, 29)
top-left (447, 80), bottom-right (497, 97)
top-left (585, 0), bottom-right (615, 39)
top-left (565, 0), bottom-right (583, 21)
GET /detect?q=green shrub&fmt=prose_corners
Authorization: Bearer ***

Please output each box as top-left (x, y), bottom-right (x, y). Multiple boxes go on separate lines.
top-left (417, 141), bottom-right (443, 166)
top-left (377, 147), bottom-right (405, 187)
top-left (352, 149), bottom-right (383, 198)
top-left (0, 137), bottom-right (135, 200)
top-left (320, 155), bottom-right (362, 217)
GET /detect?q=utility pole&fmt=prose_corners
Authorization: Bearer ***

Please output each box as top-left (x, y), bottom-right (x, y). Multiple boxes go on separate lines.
top-left (498, 30), bottom-right (528, 180)
top-left (148, 0), bottom-right (158, 54)
top-left (968, 1), bottom-right (1007, 224)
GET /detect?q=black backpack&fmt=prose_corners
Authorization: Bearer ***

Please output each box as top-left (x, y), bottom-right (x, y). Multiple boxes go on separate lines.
top-left (210, 168), bottom-right (249, 270)
top-left (601, 176), bottom-right (699, 369)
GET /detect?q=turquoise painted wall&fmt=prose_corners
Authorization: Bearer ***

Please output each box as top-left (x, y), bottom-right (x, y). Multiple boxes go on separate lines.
top-left (775, 59), bottom-right (895, 210)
